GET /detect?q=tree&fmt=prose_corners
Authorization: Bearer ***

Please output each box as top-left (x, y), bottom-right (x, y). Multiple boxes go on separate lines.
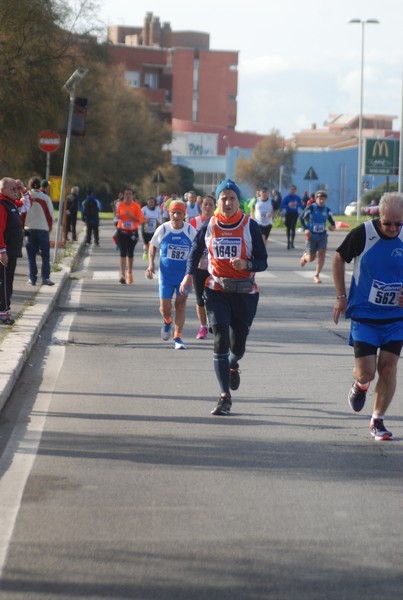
top-left (0, 0), bottom-right (174, 200)
top-left (67, 61), bottom-right (172, 196)
top-left (235, 130), bottom-right (294, 191)
top-left (139, 164), bottom-right (182, 200)
top-left (362, 181), bottom-right (398, 206)
top-left (0, 0), bottom-right (99, 174)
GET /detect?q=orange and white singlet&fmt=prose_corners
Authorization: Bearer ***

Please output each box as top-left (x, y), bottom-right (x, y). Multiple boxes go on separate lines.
top-left (205, 214), bottom-right (255, 291)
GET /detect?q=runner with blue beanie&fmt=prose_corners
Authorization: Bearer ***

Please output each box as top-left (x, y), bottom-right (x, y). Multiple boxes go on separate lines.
top-left (180, 178), bottom-right (268, 415)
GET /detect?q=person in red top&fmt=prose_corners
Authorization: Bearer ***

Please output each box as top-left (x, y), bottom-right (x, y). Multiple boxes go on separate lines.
top-left (181, 179), bottom-right (268, 415)
top-left (189, 195), bottom-right (216, 339)
top-left (115, 189), bottom-right (144, 284)
top-left (0, 177), bottom-right (31, 324)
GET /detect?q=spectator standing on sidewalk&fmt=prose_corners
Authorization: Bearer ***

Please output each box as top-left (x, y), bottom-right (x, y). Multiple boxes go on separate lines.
top-left (0, 177), bottom-right (31, 324)
top-left (24, 177), bottom-right (55, 286)
top-left (333, 192), bottom-right (403, 441)
top-left (82, 190), bottom-right (100, 246)
top-left (66, 185), bottom-right (80, 241)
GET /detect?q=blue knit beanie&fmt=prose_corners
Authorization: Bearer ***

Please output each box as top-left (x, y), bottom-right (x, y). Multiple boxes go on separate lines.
top-left (215, 178), bottom-right (241, 201)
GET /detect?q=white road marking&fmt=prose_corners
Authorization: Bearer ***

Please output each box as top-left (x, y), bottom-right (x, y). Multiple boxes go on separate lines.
top-left (92, 271), bottom-right (120, 280)
top-left (0, 283), bottom-right (83, 577)
top-left (0, 332), bottom-right (66, 576)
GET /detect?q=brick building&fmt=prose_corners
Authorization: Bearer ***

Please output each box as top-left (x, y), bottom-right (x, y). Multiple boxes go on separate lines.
top-left (107, 13), bottom-right (239, 131)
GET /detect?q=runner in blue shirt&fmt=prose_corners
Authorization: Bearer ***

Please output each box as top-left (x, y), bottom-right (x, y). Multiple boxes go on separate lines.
top-left (333, 192), bottom-right (403, 441)
top-left (299, 190), bottom-right (335, 283)
top-left (146, 201), bottom-right (196, 350)
top-left (280, 184), bottom-right (303, 249)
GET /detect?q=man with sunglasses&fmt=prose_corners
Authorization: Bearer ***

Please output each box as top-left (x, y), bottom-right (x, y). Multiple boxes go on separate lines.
top-left (333, 193), bottom-right (403, 441)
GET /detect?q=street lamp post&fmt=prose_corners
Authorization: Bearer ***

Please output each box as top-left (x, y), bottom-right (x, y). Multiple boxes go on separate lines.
top-left (53, 67), bottom-right (88, 262)
top-left (348, 18), bottom-right (379, 222)
top-left (399, 65), bottom-right (403, 193)
top-left (278, 165), bottom-right (284, 193)
top-left (223, 135), bottom-right (230, 178)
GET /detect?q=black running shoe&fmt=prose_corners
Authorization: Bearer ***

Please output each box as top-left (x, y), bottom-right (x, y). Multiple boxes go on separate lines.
top-left (0, 315), bottom-right (15, 325)
top-left (211, 395), bottom-right (232, 416)
top-left (370, 419), bottom-right (393, 441)
top-left (348, 382), bottom-right (367, 412)
top-left (229, 368), bottom-right (240, 391)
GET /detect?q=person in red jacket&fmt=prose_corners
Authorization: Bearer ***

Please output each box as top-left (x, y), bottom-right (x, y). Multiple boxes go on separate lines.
top-left (0, 177), bottom-right (31, 324)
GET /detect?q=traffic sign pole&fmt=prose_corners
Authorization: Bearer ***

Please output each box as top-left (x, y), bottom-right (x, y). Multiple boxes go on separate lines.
top-left (46, 152), bottom-right (50, 181)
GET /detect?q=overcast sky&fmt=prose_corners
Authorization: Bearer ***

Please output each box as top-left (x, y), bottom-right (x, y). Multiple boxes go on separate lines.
top-left (90, 0), bottom-right (402, 137)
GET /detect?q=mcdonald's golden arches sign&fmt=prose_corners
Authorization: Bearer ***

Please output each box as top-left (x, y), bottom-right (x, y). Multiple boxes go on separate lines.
top-left (365, 138), bottom-right (399, 175)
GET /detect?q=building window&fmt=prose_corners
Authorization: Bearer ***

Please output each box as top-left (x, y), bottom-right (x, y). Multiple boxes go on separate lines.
top-left (194, 172), bottom-right (225, 194)
top-left (192, 58), bottom-right (199, 121)
top-left (193, 58), bottom-right (199, 92)
top-left (192, 98), bottom-right (198, 122)
top-left (125, 70), bottom-right (140, 88)
top-left (144, 72), bottom-right (159, 89)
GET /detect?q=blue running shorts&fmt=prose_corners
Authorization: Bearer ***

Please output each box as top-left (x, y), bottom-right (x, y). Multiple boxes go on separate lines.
top-left (349, 319), bottom-right (403, 355)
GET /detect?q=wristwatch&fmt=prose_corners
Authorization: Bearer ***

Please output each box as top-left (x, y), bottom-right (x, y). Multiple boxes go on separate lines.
top-left (246, 260), bottom-right (253, 271)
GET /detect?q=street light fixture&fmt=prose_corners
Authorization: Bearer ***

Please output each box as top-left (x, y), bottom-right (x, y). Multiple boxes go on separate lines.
top-left (53, 67), bottom-right (88, 262)
top-left (348, 18), bottom-right (379, 221)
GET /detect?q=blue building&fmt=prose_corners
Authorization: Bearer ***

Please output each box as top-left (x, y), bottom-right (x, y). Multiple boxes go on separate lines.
top-left (172, 114), bottom-right (399, 213)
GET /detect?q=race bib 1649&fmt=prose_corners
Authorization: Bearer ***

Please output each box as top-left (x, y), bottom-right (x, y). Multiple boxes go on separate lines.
top-left (212, 238), bottom-right (241, 259)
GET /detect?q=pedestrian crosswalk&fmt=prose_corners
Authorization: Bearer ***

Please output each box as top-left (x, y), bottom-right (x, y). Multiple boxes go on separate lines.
top-left (256, 270), bottom-right (351, 280)
top-left (91, 269), bottom-right (351, 282)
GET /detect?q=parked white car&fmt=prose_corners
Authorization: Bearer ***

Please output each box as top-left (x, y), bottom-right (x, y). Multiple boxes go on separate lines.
top-left (344, 202), bottom-right (358, 216)
top-left (344, 202), bottom-right (366, 216)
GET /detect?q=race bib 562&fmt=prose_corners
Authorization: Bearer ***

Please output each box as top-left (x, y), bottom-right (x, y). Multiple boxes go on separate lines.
top-left (368, 280), bottom-right (402, 306)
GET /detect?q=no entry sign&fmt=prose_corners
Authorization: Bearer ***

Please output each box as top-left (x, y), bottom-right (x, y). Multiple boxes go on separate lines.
top-left (38, 130), bottom-right (61, 153)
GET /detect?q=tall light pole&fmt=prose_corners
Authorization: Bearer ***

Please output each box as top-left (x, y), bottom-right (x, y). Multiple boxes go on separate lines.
top-left (348, 18), bottom-right (379, 221)
top-left (278, 165), bottom-right (284, 193)
top-left (399, 65), bottom-right (403, 193)
top-left (53, 67), bottom-right (88, 262)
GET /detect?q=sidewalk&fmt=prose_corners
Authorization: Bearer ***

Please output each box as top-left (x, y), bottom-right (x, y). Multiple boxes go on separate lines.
top-left (0, 221), bottom-right (86, 411)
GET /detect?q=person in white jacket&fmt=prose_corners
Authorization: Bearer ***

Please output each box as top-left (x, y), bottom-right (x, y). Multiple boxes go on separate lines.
top-left (25, 177), bottom-right (54, 286)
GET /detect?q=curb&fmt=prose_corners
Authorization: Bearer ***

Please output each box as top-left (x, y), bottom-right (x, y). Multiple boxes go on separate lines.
top-left (0, 235), bottom-right (85, 413)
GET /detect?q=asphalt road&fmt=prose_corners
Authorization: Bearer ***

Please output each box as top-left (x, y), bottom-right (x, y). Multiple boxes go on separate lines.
top-left (0, 225), bottom-right (402, 599)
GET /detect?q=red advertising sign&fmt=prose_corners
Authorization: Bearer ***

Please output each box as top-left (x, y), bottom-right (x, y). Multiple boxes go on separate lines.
top-left (38, 130), bottom-right (61, 153)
